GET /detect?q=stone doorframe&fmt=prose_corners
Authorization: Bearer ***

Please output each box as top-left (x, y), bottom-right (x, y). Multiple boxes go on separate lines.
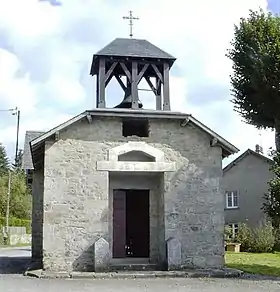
top-left (96, 141), bottom-right (176, 173)
top-left (96, 142), bottom-right (176, 268)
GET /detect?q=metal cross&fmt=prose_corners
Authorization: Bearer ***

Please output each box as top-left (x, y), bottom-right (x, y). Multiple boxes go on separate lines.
top-left (123, 10), bottom-right (139, 38)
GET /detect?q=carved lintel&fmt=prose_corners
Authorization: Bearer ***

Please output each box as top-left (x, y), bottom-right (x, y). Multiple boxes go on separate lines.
top-left (151, 64), bottom-right (163, 82)
top-left (180, 117), bottom-right (190, 127)
top-left (54, 131), bottom-right (59, 141)
top-left (210, 137), bottom-right (219, 147)
top-left (115, 75), bottom-right (127, 92)
top-left (120, 62), bottom-right (131, 82)
top-left (86, 114), bottom-right (93, 124)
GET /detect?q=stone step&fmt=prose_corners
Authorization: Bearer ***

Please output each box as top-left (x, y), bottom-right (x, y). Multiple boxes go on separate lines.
top-left (109, 264), bottom-right (161, 272)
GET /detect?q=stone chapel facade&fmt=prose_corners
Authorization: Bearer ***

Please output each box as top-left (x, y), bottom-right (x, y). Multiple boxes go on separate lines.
top-left (27, 38), bottom-right (238, 272)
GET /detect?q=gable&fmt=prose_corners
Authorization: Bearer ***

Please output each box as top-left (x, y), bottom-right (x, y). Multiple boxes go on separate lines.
top-left (22, 131), bottom-right (45, 170)
top-left (223, 149), bottom-right (272, 174)
top-left (29, 109), bottom-right (239, 170)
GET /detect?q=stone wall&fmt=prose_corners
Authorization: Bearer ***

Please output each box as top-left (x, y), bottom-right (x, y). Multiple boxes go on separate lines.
top-left (42, 116), bottom-right (224, 271)
top-left (32, 167), bottom-right (44, 266)
top-left (9, 234), bottom-right (31, 246)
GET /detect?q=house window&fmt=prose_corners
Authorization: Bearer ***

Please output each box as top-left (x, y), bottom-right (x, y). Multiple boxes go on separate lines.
top-left (226, 191), bottom-right (238, 209)
top-left (228, 223), bottom-right (239, 239)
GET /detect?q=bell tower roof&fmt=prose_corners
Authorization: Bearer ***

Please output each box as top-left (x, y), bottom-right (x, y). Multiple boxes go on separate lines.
top-left (90, 35), bottom-right (176, 110)
top-left (90, 38), bottom-right (176, 75)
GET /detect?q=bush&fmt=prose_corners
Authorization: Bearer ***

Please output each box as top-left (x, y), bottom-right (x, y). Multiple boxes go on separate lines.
top-left (236, 223), bottom-right (254, 252)
top-left (0, 217), bottom-right (31, 234)
top-left (273, 228), bottom-right (280, 251)
top-left (253, 221), bottom-right (275, 253)
top-left (0, 230), bottom-right (4, 245)
top-left (236, 221), bottom-right (275, 253)
top-left (224, 225), bottom-right (232, 243)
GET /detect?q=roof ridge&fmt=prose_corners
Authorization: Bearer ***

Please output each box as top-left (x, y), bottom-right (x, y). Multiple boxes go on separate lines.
top-left (223, 148), bottom-right (273, 173)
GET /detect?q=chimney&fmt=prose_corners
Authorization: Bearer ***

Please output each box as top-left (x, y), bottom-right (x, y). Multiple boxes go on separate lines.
top-left (255, 144), bottom-right (263, 154)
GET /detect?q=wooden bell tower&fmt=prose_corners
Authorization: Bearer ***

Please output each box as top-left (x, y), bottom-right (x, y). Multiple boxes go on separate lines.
top-left (90, 38), bottom-right (176, 111)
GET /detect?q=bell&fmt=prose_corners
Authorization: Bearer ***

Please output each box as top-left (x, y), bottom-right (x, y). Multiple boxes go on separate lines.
top-left (115, 88), bottom-right (143, 109)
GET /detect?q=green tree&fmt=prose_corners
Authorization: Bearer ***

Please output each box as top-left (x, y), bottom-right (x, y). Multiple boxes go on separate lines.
top-left (14, 149), bottom-right (23, 169)
top-left (0, 143), bottom-right (9, 173)
top-left (0, 171), bottom-right (31, 219)
top-left (227, 9), bottom-right (280, 151)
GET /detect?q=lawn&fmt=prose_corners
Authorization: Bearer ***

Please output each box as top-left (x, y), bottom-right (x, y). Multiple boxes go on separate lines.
top-left (225, 252), bottom-right (280, 276)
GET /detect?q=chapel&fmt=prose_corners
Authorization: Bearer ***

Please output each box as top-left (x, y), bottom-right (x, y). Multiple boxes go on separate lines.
top-left (26, 35), bottom-right (238, 272)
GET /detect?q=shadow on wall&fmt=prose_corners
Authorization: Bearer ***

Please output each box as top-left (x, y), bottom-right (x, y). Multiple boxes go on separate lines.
top-left (72, 243), bottom-right (96, 272)
top-left (72, 233), bottom-right (109, 272)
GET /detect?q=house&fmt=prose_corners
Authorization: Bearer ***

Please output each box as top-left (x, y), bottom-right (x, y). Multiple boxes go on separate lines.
top-left (223, 145), bottom-right (273, 238)
top-left (26, 37), bottom-right (238, 272)
top-left (22, 131), bottom-right (44, 186)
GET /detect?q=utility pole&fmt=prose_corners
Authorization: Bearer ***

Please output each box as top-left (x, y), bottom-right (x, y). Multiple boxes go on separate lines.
top-left (12, 107), bottom-right (20, 166)
top-left (6, 170), bottom-right (11, 231)
top-left (0, 107), bottom-right (20, 165)
top-left (4, 170), bottom-right (11, 241)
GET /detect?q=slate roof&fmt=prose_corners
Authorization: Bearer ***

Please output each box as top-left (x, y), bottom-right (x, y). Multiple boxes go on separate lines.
top-left (94, 38), bottom-right (176, 60)
top-left (22, 131), bottom-right (45, 170)
top-left (223, 149), bottom-right (273, 173)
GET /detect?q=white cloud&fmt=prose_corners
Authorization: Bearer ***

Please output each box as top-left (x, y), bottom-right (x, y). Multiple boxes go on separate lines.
top-left (0, 49), bottom-right (37, 113)
top-left (0, 0), bottom-right (274, 164)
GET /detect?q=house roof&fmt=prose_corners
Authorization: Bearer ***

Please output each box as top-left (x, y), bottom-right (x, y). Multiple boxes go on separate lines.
top-left (22, 131), bottom-right (45, 170)
top-left (223, 149), bottom-right (273, 173)
top-left (94, 38), bottom-right (176, 60)
top-left (29, 108), bottom-right (239, 170)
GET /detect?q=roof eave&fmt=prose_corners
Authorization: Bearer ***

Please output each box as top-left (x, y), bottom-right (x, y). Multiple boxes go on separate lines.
top-left (187, 116), bottom-right (239, 156)
top-left (90, 54), bottom-right (176, 76)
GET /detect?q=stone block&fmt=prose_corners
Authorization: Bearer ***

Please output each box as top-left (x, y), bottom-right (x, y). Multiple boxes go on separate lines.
top-left (94, 237), bottom-right (109, 272)
top-left (166, 237), bottom-right (181, 270)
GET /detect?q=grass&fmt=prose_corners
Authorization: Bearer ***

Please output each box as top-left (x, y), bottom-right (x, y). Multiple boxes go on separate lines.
top-left (225, 251), bottom-right (280, 277)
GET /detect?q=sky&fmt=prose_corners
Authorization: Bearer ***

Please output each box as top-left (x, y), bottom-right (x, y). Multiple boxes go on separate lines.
top-left (0, 0), bottom-right (279, 166)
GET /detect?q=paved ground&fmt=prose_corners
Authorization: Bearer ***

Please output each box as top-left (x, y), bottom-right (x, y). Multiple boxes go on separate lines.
top-left (0, 275), bottom-right (280, 291)
top-left (0, 247), bottom-right (280, 291)
top-left (0, 246), bottom-right (31, 274)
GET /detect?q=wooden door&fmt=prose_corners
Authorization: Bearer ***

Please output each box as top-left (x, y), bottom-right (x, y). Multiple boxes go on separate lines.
top-left (113, 190), bottom-right (126, 258)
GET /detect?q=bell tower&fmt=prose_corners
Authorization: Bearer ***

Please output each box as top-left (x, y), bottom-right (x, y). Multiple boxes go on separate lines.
top-left (90, 38), bottom-right (176, 110)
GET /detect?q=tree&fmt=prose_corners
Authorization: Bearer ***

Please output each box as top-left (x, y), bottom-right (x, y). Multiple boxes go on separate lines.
top-left (14, 149), bottom-right (23, 169)
top-left (0, 143), bottom-right (9, 174)
top-left (227, 9), bottom-right (280, 151)
top-left (0, 171), bottom-right (31, 219)
top-left (263, 150), bottom-right (280, 228)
